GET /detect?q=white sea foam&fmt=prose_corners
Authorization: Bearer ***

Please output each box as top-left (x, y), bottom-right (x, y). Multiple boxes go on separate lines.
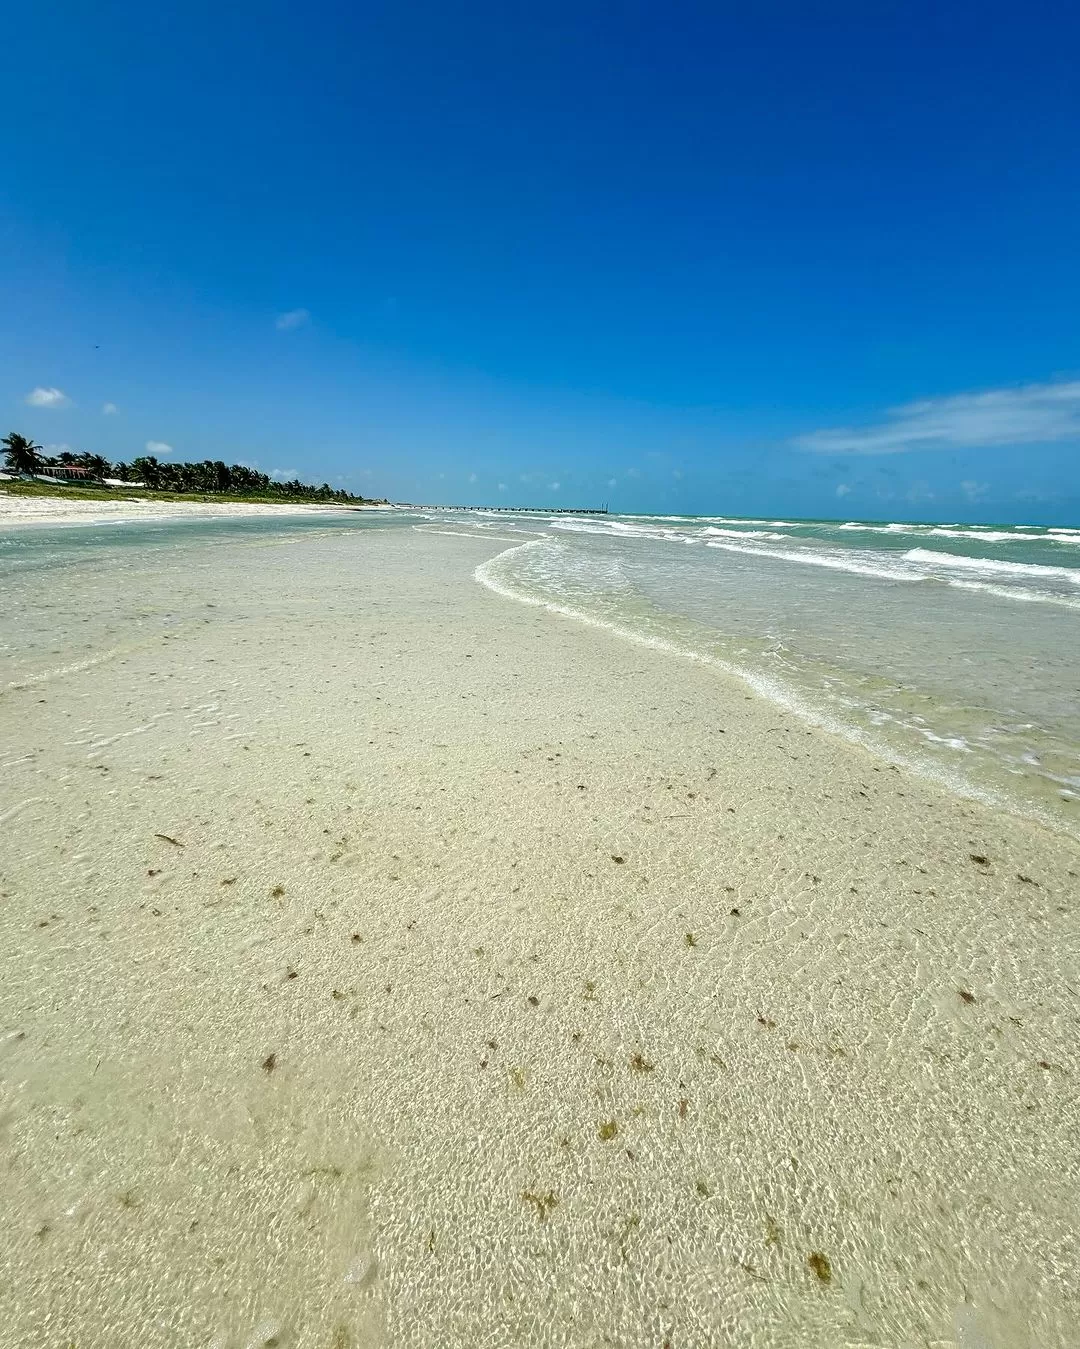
top-left (549, 519), bottom-right (636, 535)
top-left (699, 527), bottom-right (788, 540)
top-left (705, 539), bottom-right (920, 582)
top-left (546, 514), bottom-right (1080, 605)
top-left (945, 579), bottom-right (1080, 610)
top-left (925, 527), bottom-right (1049, 542)
top-left (835, 521), bottom-right (1080, 544)
top-left (838, 521), bottom-right (923, 533)
top-left (558, 519), bottom-right (792, 543)
top-left (903, 548), bottom-right (1080, 583)
top-left (694, 516), bottom-right (797, 527)
top-left (836, 521), bottom-right (1057, 543)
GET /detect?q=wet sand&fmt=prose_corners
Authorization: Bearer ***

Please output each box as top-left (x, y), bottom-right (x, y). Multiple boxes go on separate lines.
top-left (1, 523), bottom-right (1078, 1348)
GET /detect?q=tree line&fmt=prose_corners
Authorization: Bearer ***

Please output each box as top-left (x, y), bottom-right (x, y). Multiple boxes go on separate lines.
top-left (1, 433), bottom-right (375, 502)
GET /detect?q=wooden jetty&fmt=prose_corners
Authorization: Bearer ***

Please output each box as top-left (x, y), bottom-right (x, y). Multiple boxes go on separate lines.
top-left (403, 504), bottom-right (608, 515)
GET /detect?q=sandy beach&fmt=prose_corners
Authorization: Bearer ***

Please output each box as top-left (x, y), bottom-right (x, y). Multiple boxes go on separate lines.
top-left (1, 521), bottom-right (1078, 1348)
top-left (0, 493), bottom-right (386, 528)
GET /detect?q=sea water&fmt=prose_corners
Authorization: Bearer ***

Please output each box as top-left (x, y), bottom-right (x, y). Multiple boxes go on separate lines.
top-left (446, 510), bottom-right (1080, 839)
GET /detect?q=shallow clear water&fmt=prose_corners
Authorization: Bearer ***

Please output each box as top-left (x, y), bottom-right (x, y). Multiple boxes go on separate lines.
top-left (0, 511), bottom-right (409, 688)
top-left (450, 509), bottom-right (1080, 838)
top-left (4, 505), bottom-right (1079, 838)
top-left (0, 509), bottom-right (406, 579)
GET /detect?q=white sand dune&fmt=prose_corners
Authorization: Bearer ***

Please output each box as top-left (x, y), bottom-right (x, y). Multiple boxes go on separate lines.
top-left (1, 524), bottom-right (1077, 1347)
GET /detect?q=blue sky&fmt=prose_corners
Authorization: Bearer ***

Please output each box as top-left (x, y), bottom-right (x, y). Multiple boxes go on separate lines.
top-left (3, 0), bottom-right (1079, 521)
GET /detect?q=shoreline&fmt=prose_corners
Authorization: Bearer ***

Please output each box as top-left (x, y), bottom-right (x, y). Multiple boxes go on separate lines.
top-left (473, 537), bottom-right (1079, 845)
top-left (2, 523), bottom-right (1078, 1346)
top-left (0, 492), bottom-right (393, 528)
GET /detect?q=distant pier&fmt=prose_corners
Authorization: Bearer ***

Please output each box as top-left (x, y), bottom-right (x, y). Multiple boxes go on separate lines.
top-left (403, 504), bottom-right (608, 515)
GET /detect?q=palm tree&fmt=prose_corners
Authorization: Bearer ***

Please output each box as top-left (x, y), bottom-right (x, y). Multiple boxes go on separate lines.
top-left (74, 452), bottom-right (111, 478)
top-left (130, 455), bottom-right (162, 488)
top-left (2, 432), bottom-right (44, 475)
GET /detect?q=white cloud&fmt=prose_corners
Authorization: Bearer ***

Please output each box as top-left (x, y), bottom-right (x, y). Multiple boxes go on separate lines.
top-left (497, 482), bottom-right (507, 491)
top-left (795, 378), bottom-right (1080, 455)
top-left (44, 443), bottom-right (72, 456)
top-left (275, 308), bottom-right (310, 331)
top-left (25, 386), bottom-right (69, 407)
top-left (960, 479), bottom-right (990, 501)
top-left (145, 440), bottom-right (173, 456)
top-left (835, 483), bottom-right (851, 497)
top-left (672, 469), bottom-right (683, 480)
top-left (102, 402), bottom-right (118, 415)
top-left (468, 472), bottom-right (478, 483)
top-left (270, 467), bottom-right (297, 479)
top-left (549, 481), bottom-right (560, 491)
top-left (627, 467), bottom-right (641, 478)
top-left (607, 477), bottom-right (618, 487)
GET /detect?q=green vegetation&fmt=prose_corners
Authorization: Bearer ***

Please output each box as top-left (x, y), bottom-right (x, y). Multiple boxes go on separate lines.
top-left (2, 431), bottom-right (382, 504)
top-left (2, 432), bottom-right (45, 474)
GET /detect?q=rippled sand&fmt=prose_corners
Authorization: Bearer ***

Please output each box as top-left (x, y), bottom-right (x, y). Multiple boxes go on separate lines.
top-left (1, 525), bottom-right (1077, 1347)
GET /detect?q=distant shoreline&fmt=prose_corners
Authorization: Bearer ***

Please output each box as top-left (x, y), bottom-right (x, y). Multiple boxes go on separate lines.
top-left (0, 490), bottom-right (394, 528)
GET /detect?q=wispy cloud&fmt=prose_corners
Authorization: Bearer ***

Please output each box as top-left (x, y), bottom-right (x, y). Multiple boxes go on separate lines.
top-left (270, 467), bottom-right (297, 479)
top-left (497, 482), bottom-right (507, 491)
top-left (607, 477), bottom-right (617, 487)
top-left (795, 378), bottom-right (1080, 455)
top-left (145, 440), bottom-right (173, 456)
top-left (44, 443), bottom-right (72, 456)
top-left (549, 481), bottom-right (560, 491)
top-left (960, 479), bottom-right (989, 501)
top-left (835, 482), bottom-right (851, 497)
top-left (25, 386), bottom-right (69, 407)
top-left (468, 472), bottom-right (478, 483)
top-left (102, 402), bottom-right (118, 415)
top-left (275, 308), bottom-right (310, 331)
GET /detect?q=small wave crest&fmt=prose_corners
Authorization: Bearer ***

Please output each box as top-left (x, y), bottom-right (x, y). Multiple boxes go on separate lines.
top-left (946, 579), bottom-right (1080, 610)
top-left (701, 540), bottom-right (1080, 606)
top-left (699, 526), bottom-right (789, 541)
top-left (705, 539), bottom-right (919, 582)
top-left (838, 521), bottom-right (916, 533)
top-left (903, 548), bottom-right (1080, 583)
